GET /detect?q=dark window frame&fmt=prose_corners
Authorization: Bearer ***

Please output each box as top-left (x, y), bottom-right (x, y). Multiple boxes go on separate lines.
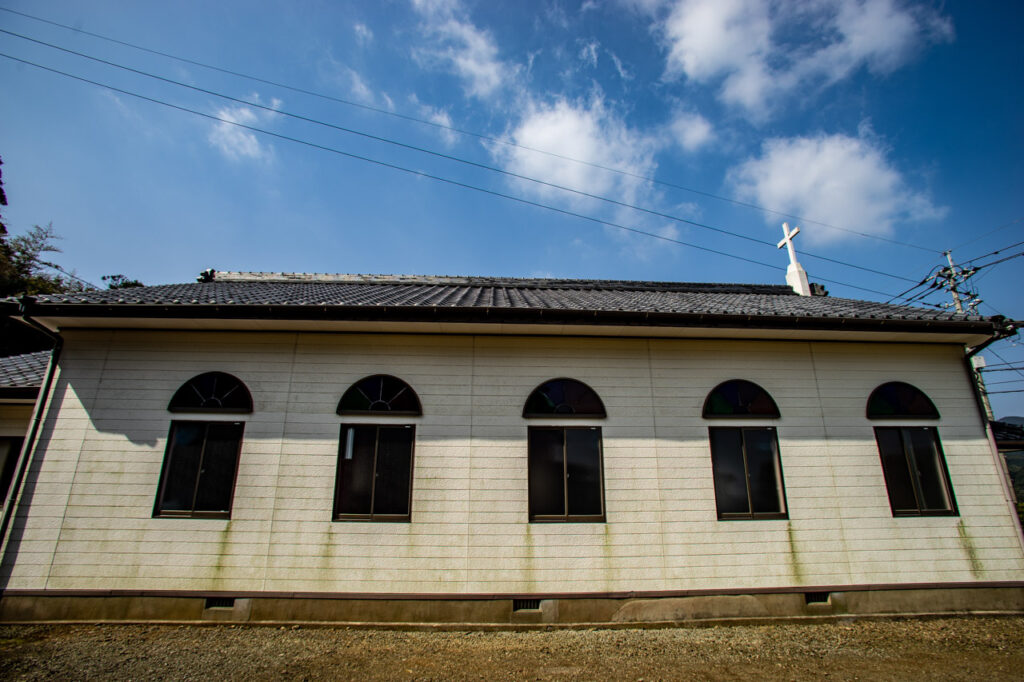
top-left (702, 379), bottom-right (781, 419)
top-left (866, 382), bottom-right (940, 420)
top-left (527, 425), bottom-right (606, 523)
top-left (708, 426), bottom-right (789, 520)
top-left (873, 425), bottom-right (958, 517)
top-left (522, 378), bottom-right (606, 418)
top-left (337, 374), bottom-right (423, 416)
top-left (168, 372), bottom-right (253, 414)
top-left (153, 420), bottom-right (245, 519)
top-left (333, 423), bottom-right (416, 522)
top-left (0, 436), bottom-right (24, 505)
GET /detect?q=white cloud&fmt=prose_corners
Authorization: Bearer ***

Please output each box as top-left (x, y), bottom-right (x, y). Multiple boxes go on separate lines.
top-left (492, 97), bottom-right (658, 209)
top-left (730, 132), bottom-right (947, 244)
top-left (207, 94), bottom-right (282, 162)
top-left (657, 0), bottom-right (953, 117)
top-left (669, 110), bottom-right (714, 151)
top-left (411, 0), bottom-right (514, 98)
top-left (353, 22), bottom-right (374, 44)
top-left (345, 67), bottom-right (375, 104)
top-left (607, 50), bottom-right (633, 80)
top-left (410, 95), bottom-right (459, 147)
top-left (579, 41), bottom-right (599, 68)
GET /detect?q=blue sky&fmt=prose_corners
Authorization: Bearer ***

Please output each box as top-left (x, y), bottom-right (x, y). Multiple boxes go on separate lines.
top-left (1, 0), bottom-right (1022, 416)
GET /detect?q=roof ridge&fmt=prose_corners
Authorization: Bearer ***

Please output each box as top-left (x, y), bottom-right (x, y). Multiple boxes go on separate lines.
top-left (211, 271), bottom-right (797, 294)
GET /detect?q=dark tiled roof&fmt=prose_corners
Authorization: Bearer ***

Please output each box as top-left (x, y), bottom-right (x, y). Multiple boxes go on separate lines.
top-left (993, 420), bottom-right (1024, 445)
top-left (10, 272), bottom-right (987, 323)
top-left (0, 351), bottom-right (49, 389)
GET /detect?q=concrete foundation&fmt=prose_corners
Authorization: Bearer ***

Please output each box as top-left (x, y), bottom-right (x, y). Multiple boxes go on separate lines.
top-left (2, 585), bottom-right (1022, 626)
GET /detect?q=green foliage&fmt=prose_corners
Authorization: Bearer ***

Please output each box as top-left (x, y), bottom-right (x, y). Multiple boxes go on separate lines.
top-left (102, 274), bottom-right (144, 289)
top-left (0, 155), bottom-right (8, 235)
top-left (0, 223), bottom-right (88, 297)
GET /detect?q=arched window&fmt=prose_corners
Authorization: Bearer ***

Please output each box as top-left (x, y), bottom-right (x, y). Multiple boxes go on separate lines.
top-left (523, 378), bottom-right (606, 418)
top-left (155, 373), bottom-right (251, 519)
top-left (703, 380), bottom-right (787, 520)
top-left (168, 371), bottom-right (253, 413)
top-left (868, 382), bottom-right (956, 516)
top-left (337, 374), bottom-right (422, 416)
top-left (867, 382), bottom-right (939, 419)
top-left (524, 378), bottom-right (605, 522)
top-left (334, 375), bottom-right (420, 522)
top-left (703, 380), bottom-right (780, 419)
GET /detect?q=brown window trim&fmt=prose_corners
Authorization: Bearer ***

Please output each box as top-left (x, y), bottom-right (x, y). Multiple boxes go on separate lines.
top-left (528, 426), bottom-right (606, 523)
top-left (874, 426), bottom-right (958, 517)
top-left (708, 426), bottom-right (789, 521)
top-left (153, 420), bottom-right (244, 520)
top-left (333, 424), bottom-right (415, 522)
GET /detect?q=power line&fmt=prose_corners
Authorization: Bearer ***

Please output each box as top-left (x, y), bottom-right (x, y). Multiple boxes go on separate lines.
top-left (950, 216), bottom-right (1024, 251)
top-left (0, 4), bottom-right (944, 255)
top-left (0, 27), bottom-right (923, 287)
top-left (0, 51), bottom-right (924, 302)
top-left (961, 239), bottom-right (1024, 266)
top-left (0, 53), bottom-right (786, 276)
top-left (989, 349), bottom-right (1024, 384)
top-left (973, 250), bottom-right (1024, 271)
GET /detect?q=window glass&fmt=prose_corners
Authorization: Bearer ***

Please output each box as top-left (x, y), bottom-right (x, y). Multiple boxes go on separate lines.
top-left (867, 382), bottom-right (939, 419)
top-left (0, 437), bottom-right (24, 504)
top-left (565, 428), bottom-right (603, 517)
top-left (334, 425), bottom-right (415, 520)
top-left (703, 380), bottom-right (780, 418)
top-left (709, 427), bottom-right (787, 519)
top-left (337, 375), bottom-right (422, 415)
top-left (168, 372), bottom-right (253, 413)
top-left (527, 428), bottom-right (565, 517)
top-left (709, 428), bottom-right (748, 515)
top-left (374, 427), bottom-right (414, 516)
top-left (523, 379), bottom-right (606, 417)
top-left (874, 426), bottom-right (956, 516)
top-left (155, 421), bottom-right (243, 517)
top-left (875, 427), bottom-right (918, 512)
top-left (745, 428), bottom-right (784, 514)
top-left (528, 427), bottom-right (604, 521)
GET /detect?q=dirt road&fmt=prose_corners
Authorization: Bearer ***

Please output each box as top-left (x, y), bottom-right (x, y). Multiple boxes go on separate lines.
top-left (2, 616), bottom-right (1022, 680)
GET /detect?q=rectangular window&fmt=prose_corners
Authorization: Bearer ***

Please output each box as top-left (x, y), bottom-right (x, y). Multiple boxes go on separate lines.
top-left (334, 424), bottom-right (414, 521)
top-left (528, 426), bottom-right (604, 522)
top-left (0, 437), bottom-right (24, 504)
top-left (709, 427), bottom-right (787, 520)
top-left (875, 426), bottom-right (957, 516)
top-left (154, 421), bottom-right (244, 518)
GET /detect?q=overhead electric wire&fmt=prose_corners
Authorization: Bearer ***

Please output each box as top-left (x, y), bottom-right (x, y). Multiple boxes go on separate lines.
top-left (961, 239), bottom-right (1024, 266)
top-left (990, 349), bottom-right (1024, 384)
top-left (950, 216), bottom-right (1024, 251)
top-left (0, 50), bottom-right (919, 302)
top-left (0, 26), bottom-right (922, 286)
top-left (0, 5), bottom-right (944, 255)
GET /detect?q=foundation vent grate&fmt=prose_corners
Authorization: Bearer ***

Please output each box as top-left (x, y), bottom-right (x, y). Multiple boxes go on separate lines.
top-left (205, 597), bottom-right (236, 609)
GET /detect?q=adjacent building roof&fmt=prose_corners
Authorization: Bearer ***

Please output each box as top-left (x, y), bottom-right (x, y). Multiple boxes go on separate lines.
top-left (1, 272), bottom-right (1004, 342)
top-left (993, 420), bottom-right (1024, 449)
top-left (0, 350), bottom-right (50, 400)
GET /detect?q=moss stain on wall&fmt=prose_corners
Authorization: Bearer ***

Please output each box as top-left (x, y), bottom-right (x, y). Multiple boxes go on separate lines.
top-left (957, 519), bottom-right (984, 578)
top-left (786, 522), bottom-right (805, 584)
top-left (523, 523), bottom-right (535, 592)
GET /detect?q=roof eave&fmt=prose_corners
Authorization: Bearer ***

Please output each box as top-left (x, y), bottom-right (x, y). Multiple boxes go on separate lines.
top-left (13, 302), bottom-right (997, 339)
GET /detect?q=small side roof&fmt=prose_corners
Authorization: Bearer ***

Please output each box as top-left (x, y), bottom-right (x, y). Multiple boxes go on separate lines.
top-left (0, 351), bottom-right (50, 401)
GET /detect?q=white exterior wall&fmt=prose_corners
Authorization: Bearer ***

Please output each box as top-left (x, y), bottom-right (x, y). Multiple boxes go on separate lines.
top-left (2, 329), bottom-right (1021, 593)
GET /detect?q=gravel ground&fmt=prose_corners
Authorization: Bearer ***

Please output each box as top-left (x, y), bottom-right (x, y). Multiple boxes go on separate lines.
top-left (1, 617), bottom-right (1022, 680)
